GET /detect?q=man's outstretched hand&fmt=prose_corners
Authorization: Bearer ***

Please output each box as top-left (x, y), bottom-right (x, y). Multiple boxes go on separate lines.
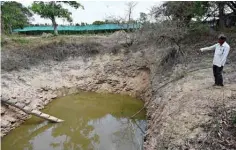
top-left (199, 48), bottom-right (203, 52)
top-left (197, 48), bottom-right (203, 55)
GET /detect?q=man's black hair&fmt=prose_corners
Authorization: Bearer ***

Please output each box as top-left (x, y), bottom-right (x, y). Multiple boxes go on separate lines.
top-left (218, 34), bottom-right (227, 41)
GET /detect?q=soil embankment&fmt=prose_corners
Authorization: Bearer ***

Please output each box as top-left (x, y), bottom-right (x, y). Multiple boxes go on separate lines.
top-left (1, 35), bottom-right (152, 137)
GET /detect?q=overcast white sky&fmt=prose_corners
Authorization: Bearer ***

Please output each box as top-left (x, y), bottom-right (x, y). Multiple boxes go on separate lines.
top-left (19, 1), bottom-right (161, 25)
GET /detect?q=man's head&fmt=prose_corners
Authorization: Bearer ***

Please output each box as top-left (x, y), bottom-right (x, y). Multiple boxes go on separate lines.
top-left (218, 34), bottom-right (226, 45)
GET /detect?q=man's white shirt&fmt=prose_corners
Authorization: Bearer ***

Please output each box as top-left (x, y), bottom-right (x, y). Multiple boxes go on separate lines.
top-left (200, 42), bottom-right (230, 67)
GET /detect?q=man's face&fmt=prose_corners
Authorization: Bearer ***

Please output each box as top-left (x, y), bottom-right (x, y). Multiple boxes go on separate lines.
top-left (218, 39), bottom-right (225, 45)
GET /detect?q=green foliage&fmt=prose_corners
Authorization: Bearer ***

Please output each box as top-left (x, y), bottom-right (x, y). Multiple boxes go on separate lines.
top-left (1, 1), bottom-right (32, 34)
top-left (30, 1), bottom-right (83, 35)
top-left (11, 37), bottom-right (29, 44)
top-left (81, 22), bottom-right (88, 26)
top-left (155, 2), bottom-right (209, 25)
top-left (139, 12), bottom-right (147, 24)
top-left (30, 1), bottom-right (83, 22)
top-left (188, 22), bottom-right (210, 34)
top-left (153, 1), bottom-right (236, 29)
top-left (1, 37), bottom-right (8, 47)
top-left (233, 114), bottom-right (236, 124)
top-left (92, 21), bottom-right (106, 25)
top-left (191, 2), bottom-right (210, 21)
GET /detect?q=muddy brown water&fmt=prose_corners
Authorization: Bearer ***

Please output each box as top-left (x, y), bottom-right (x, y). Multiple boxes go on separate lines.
top-left (2, 92), bottom-right (146, 150)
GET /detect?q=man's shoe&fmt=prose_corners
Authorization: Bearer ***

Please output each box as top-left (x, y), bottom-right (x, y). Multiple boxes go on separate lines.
top-left (215, 86), bottom-right (223, 89)
top-left (212, 84), bottom-right (217, 86)
top-left (214, 84), bottom-right (224, 89)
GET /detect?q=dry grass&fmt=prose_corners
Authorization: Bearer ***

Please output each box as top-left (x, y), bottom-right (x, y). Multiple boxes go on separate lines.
top-left (1, 36), bottom-right (107, 72)
top-left (199, 103), bottom-right (236, 150)
top-left (1, 34), bottom-right (132, 72)
top-left (182, 95), bottom-right (236, 150)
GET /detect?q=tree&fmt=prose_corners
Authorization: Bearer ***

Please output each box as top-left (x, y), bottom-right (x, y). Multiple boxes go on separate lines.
top-left (92, 20), bottom-right (105, 25)
top-left (30, 1), bottom-right (83, 35)
top-left (151, 2), bottom-right (209, 25)
top-left (203, 2), bottom-right (232, 29)
top-left (1, 1), bottom-right (32, 34)
top-left (126, 1), bottom-right (138, 29)
top-left (105, 16), bottom-right (124, 24)
top-left (217, 2), bottom-right (226, 29)
top-left (104, 2), bottom-right (138, 26)
top-left (139, 12), bottom-right (148, 24)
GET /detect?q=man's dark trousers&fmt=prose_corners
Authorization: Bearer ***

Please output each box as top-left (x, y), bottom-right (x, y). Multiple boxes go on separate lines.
top-left (213, 65), bottom-right (224, 86)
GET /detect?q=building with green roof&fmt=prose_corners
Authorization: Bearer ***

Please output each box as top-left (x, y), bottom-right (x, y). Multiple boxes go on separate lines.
top-left (13, 24), bottom-right (141, 35)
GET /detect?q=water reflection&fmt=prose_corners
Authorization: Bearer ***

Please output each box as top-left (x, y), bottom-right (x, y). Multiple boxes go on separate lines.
top-left (2, 92), bottom-right (146, 150)
top-left (87, 114), bottom-right (145, 150)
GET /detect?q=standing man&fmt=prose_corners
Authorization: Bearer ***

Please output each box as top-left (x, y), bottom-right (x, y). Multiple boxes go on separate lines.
top-left (200, 34), bottom-right (230, 86)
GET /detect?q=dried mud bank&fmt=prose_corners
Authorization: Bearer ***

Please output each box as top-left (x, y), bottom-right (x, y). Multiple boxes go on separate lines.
top-left (1, 50), bottom-right (152, 137)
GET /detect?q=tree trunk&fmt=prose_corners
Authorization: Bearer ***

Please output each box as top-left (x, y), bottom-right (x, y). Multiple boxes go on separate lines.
top-left (218, 2), bottom-right (225, 29)
top-left (9, 24), bottom-right (12, 34)
top-left (51, 16), bottom-right (58, 36)
top-left (127, 8), bottom-right (131, 31)
top-left (1, 17), bottom-right (3, 34)
top-left (53, 24), bottom-right (58, 36)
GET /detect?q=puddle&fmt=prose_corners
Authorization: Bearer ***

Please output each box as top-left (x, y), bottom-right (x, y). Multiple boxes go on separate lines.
top-left (2, 92), bottom-right (146, 150)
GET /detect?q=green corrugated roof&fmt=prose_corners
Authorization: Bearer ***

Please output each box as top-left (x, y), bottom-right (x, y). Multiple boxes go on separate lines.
top-left (13, 24), bottom-right (141, 32)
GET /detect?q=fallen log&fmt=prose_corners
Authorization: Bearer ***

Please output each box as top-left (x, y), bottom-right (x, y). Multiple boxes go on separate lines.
top-left (1, 98), bottom-right (64, 123)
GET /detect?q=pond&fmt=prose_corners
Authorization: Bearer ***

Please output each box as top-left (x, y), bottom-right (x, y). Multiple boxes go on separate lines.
top-left (2, 92), bottom-right (146, 150)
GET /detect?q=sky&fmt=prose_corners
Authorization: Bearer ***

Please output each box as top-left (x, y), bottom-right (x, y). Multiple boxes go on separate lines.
top-left (20, 1), bottom-right (161, 25)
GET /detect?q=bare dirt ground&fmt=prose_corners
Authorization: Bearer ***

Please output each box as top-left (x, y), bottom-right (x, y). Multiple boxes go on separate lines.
top-left (144, 66), bottom-right (236, 150)
top-left (1, 33), bottom-right (236, 149)
top-left (143, 35), bottom-right (236, 149)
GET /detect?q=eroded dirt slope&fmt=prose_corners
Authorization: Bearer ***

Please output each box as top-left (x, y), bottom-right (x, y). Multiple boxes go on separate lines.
top-left (144, 65), bottom-right (236, 149)
top-left (1, 34), bottom-right (156, 136)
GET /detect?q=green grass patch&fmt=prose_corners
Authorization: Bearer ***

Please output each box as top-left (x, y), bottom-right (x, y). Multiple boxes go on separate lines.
top-left (233, 114), bottom-right (236, 125)
top-left (11, 37), bottom-right (29, 44)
